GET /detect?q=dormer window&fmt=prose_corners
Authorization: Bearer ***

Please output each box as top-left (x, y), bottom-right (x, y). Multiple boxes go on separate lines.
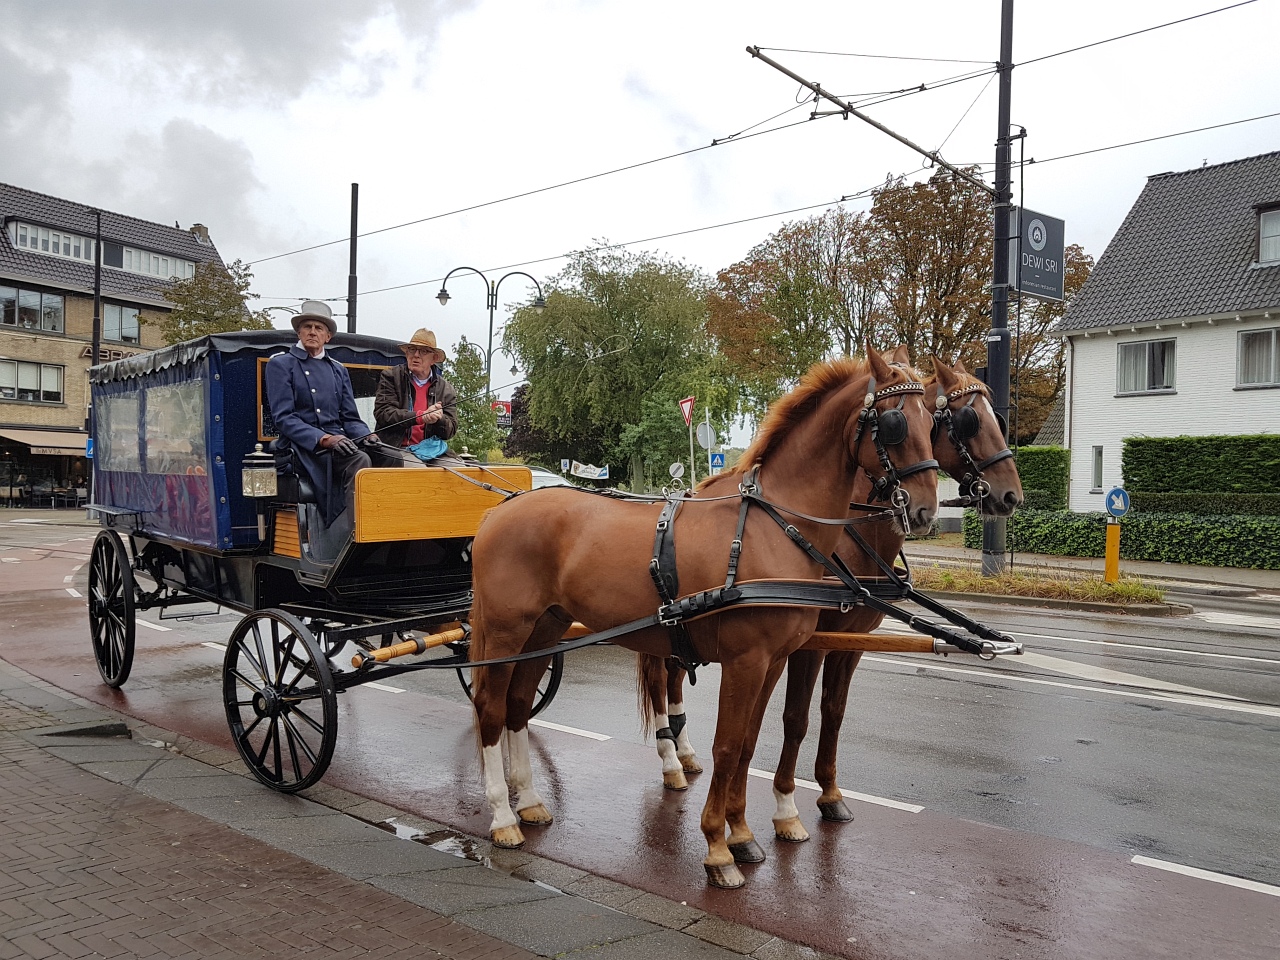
top-left (7, 221), bottom-right (95, 263)
top-left (1261, 209), bottom-right (1280, 264)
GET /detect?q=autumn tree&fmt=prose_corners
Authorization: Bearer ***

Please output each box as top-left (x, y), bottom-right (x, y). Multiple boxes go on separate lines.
top-left (443, 336), bottom-right (502, 459)
top-left (148, 258), bottom-right (274, 344)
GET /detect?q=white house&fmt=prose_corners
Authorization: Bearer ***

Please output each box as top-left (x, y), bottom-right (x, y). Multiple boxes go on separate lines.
top-left (1059, 152), bottom-right (1280, 513)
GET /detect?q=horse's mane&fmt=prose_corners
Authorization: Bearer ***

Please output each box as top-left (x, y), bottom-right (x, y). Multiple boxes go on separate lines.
top-left (721, 356), bottom-right (885, 479)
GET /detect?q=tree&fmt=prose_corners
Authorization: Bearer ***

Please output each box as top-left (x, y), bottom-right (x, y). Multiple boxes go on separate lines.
top-left (442, 336), bottom-right (501, 459)
top-left (147, 258), bottom-right (274, 344)
top-left (504, 246), bottom-right (733, 491)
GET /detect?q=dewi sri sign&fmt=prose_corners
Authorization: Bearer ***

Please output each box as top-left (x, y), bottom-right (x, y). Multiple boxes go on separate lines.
top-left (1008, 207), bottom-right (1065, 302)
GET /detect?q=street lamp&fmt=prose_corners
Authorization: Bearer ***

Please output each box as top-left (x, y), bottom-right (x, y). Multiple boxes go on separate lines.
top-left (436, 267), bottom-right (546, 397)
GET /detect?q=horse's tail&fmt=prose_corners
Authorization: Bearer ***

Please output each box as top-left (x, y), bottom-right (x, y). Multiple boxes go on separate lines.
top-left (636, 653), bottom-right (666, 739)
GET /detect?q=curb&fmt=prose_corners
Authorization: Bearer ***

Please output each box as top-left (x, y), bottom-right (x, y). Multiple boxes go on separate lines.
top-left (919, 589), bottom-right (1195, 617)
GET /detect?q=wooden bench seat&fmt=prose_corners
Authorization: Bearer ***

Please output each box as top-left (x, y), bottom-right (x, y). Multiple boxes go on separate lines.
top-left (353, 466), bottom-right (532, 543)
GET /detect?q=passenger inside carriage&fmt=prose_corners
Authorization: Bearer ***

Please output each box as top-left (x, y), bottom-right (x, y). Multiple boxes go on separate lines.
top-left (372, 327), bottom-right (458, 466)
top-left (264, 300), bottom-right (379, 526)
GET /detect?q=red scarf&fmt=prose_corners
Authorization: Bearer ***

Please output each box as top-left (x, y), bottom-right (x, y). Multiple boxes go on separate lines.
top-left (407, 378), bottom-right (431, 445)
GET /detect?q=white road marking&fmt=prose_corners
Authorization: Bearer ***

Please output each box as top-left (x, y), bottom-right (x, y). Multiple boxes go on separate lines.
top-left (1132, 856), bottom-right (1280, 898)
top-left (63, 573), bottom-right (73, 582)
top-left (1191, 610), bottom-right (1280, 631)
top-left (864, 656), bottom-right (1280, 719)
top-left (363, 681), bottom-right (406, 694)
top-left (65, 587), bottom-right (82, 598)
top-left (8, 518), bottom-right (49, 524)
top-left (201, 641), bottom-right (226, 652)
top-left (135, 619), bottom-right (172, 633)
top-left (1015, 651), bottom-right (1241, 700)
top-left (528, 717), bottom-right (611, 741)
top-left (2, 557), bottom-right (19, 563)
top-left (1008, 630), bottom-right (1280, 665)
top-left (71, 562), bottom-right (85, 572)
top-left (748, 768), bottom-right (924, 813)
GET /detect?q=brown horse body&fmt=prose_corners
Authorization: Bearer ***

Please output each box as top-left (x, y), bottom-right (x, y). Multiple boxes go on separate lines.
top-left (468, 352), bottom-right (939, 888)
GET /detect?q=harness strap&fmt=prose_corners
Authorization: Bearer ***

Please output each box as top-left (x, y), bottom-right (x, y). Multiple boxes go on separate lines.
top-left (648, 494), bottom-right (706, 683)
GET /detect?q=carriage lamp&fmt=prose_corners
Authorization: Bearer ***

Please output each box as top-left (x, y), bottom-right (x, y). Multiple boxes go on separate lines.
top-left (241, 444), bottom-right (277, 540)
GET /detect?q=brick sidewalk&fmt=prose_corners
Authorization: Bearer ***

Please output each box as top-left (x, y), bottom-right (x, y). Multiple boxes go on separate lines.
top-left (0, 696), bottom-right (536, 960)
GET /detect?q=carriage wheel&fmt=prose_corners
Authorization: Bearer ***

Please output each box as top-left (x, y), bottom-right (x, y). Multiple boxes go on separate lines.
top-left (456, 652), bottom-right (564, 718)
top-left (223, 609), bottom-right (338, 793)
top-left (87, 530), bottom-right (135, 688)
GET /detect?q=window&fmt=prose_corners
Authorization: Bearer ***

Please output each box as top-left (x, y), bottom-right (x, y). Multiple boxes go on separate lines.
top-left (1117, 339), bottom-right (1176, 393)
top-left (7, 221), bottom-right (95, 264)
top-left (1262, 210), bottom-right (1280, 264)
top-left (1091, 446), bottom-right (1104, 491)
top-left (121, 245), bottom-right (195, 280)
top-left (1239, 328), bottom-right (1279, 386)
top-left (103, 303), bottom-right (140, 344)
top-left (0, 361), bottom-right (63, 403)
top-left (0, 287), bottom-right (64, 333)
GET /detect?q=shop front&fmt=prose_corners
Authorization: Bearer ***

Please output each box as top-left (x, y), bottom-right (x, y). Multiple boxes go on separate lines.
top-left (0, 428), bottom-right (89, 507)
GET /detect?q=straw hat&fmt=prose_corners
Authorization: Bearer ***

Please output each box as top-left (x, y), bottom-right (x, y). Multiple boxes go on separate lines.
top-left (291, 300), bottom-right (337, 336)
top-left (400, 328), bottom-right (446, 362)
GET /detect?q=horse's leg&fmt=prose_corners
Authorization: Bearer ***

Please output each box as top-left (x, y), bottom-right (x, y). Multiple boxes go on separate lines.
top-left (667, 661), bottom-right (702, 775)
top-left (814, 651), bottom-right (864, 821)
top-left (473, 658), bottom-right (524, 848)
top-left (772, 649), bottom-right (824, 843)
top-left (725, 654), bottom-right (789, 863)
top-left (639, 655), bottom-right (688, 790)
top-left (702, 656), bottom-right (773, 889)
top-left (506, 657), bottom-right (554, 825)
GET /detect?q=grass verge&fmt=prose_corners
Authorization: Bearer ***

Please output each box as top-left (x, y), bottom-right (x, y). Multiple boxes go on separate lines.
top-left (911, 564), bottom-right (1166, 604)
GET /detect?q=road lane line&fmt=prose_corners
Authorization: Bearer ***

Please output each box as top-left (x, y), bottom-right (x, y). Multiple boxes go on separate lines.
top-left (863, 656), bottom-right (1280, 718)
top-left (135, 619), bottom-right (172, 632)
top-left (1006, 631), bottom-right (1280, 665)
top-left (1015, 651), bottom-right (1241, 700)
top-left (529, 718), bottom-right (610, 741)
top-left (363, 681), bottom-right (405, 694)
top-left (1191, 610), bottom-right (1280, 631)
top-left (201, 642), bottom-right (226, 652)
top-left (748, 768), bottom-right (924, 812)
top-left (1132, 856), bottom-right (1280, 897)
top-left (65, 587), bottom-right (82, 598)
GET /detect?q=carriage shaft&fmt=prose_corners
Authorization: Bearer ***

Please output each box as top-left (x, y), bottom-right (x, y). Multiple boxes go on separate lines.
top-left (561, 621), bottom-right (939, 655)
top-left (351, 627), bottom-right (466, 668)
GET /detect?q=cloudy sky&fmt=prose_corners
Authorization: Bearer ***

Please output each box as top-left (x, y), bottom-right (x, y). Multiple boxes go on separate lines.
top-left (3, 0), bottom-right (1276, 396)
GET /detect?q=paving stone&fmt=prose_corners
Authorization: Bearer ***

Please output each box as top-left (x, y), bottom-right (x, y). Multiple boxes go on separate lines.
top-left (237, 813), bottom-right (390, 847)
top-left (564, 872), bottom-right (648, 909)
top-left (616, 891), bottom-right (706, 930)
top-left (457, 893), bottom-right (658, 956)
top-left (292, 838), bottom-right (477, 879)
top-left (371, 863), bottom-right (561, 916)
top-left (561, 929), bottom-right (744, 960)
top-left (685, 915), bottom-right (775, 954)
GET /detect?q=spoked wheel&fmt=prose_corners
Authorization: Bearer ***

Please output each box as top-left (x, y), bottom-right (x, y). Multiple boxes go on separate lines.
top-left (87, 530), bottom-right (135, 688)
top-left (456, 651), bottom-right (564, 718)
top-left (223, 609), bottom-right (338, 793)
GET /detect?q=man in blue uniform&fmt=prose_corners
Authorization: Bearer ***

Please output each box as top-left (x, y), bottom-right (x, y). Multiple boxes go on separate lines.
top-left (265, 301), bottom-right (377, 526)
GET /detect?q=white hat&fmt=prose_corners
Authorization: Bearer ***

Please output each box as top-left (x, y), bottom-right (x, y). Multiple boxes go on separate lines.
top-left (292, 300), bottom-right (337, 336)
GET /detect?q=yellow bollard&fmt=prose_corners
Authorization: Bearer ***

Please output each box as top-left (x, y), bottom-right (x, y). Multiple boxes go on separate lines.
top-left (1104, 519), bottom-right (1121, 583)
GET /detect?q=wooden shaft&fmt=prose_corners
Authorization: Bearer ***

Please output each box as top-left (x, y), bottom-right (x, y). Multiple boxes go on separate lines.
top-left (351, 627), bottom-right (466, 668)
top-left (802, 632), bottom-right (935, 653)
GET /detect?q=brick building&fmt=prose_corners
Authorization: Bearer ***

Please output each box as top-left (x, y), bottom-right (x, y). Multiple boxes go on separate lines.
top-left (1, 182), bottom-right (225, 504)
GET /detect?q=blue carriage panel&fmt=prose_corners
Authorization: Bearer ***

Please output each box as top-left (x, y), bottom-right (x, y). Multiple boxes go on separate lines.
top-left (90, 331), bottom-right (405, 552)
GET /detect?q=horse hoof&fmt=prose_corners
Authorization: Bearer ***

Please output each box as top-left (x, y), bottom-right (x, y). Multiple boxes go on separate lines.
top-left (517, 803), bottom-right (553, 825)
top-left (679, 755), bottom-right (703, 775)
top-left (663, 770), bottom-right (689, 791)
top-left (773, 817), bottom-right (810, 843)
top-left (705, 862), bottom-right (746, 889)
top-left (728, 839), bottom-right (766, 864)
top-left (492, 824), bottom-right (525, 848)
top-left (818, 799), bottom-right (854, 822)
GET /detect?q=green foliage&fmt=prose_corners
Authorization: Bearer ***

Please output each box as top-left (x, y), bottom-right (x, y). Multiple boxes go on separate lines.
top-left (443, 337), bottom-right (500, 459)
top-left (147, 259), bottom-right (274, 344)
top-left (1122, 435), bottom-right (1280, 493)
top-left (1130, 491), bottom-right (1280, 516)
top-left (1012, 446), bottom-right (1069, 509)
top-left (963, 509), bottom-right (1280, 569)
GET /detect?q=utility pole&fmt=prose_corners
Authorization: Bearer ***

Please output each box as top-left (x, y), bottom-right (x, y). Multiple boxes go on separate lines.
top-left (983, 0), bottom-right (1015, 577)
top-left (347, 183), bottom-right (358, 334)
top-left (91, 210), bottom-right (102, 369)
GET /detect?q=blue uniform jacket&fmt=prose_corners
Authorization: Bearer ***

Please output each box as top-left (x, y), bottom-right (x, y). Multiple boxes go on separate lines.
top-left (264, 345), bottom-right (371, 521)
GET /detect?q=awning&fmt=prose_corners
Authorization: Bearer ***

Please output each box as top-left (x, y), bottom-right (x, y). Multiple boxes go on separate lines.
top-left (0, 429), bottom-right (88, 457)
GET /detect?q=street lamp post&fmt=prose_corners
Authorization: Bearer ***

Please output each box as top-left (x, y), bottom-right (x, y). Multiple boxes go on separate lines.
top-left (436, 267), bottom-right (546, 398)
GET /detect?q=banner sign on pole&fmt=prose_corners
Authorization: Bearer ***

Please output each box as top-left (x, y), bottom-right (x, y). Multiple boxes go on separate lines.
top-left (570, 461), bottom-right (609, 480)
top-left (1008, 206), bottom-right (1066, 302)
top-left (678, 396), bottom-right (695, 426)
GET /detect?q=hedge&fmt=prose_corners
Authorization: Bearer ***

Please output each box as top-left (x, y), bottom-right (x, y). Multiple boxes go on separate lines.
top-left (1129, 491), bottom-right (1280, 516)
top-left (963, 509), bottom-right (1280, 569)
top-left (1122, 435), bottom-right (1280, 493)
top-left (1012, 446), bottom-right (1069, 509)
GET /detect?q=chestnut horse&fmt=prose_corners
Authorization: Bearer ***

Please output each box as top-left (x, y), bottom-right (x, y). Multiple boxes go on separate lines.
top-left (637, 355), bottom-right (1023, 844)
top-left (468, 351), bottom-right (938, 889)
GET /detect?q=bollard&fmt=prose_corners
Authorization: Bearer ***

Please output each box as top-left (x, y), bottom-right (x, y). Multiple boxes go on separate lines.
top-left (1104, 518), bottom-right (1121, 583)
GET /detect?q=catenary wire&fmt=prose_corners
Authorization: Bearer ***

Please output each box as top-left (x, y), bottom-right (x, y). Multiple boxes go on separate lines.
top-left (757, 46), bottom-right (990, 65)
top-left (1018, 110), bottom-right (1280, 167)
top-left (933, 71), bottom-right (997, 154)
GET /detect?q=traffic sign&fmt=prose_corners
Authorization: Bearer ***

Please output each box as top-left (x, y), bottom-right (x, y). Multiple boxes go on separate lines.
top-left (86, 438), bottom-right (94, 460)
top-left (678, 396), bottom-right (695, 426)
top-left (560, 459), bottom-right (570, 472)
top-left (1105, 487), bottom-right (1130, 518)
top-left (668, 462), bottom-right (685, 479)
top-left (710, 452), bottom-right (725, 469)
top-left (695, 421), bottom-right (714, 450)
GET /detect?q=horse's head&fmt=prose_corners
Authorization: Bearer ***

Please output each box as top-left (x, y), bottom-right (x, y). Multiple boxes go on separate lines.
top-left (849, 347), bottom-right (939, 535)
top-left (929, 357), bottom-right (1023, 517)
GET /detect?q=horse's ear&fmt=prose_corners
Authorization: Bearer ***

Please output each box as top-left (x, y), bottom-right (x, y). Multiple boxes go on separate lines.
top-left (890, 345), bottom-right (911, 365)
top-left (954, 357), bottom-right (970, 375)
top-left (932, 355), bottom-right (960, 392)
top-left (867, 343), bottom-right (893, 382)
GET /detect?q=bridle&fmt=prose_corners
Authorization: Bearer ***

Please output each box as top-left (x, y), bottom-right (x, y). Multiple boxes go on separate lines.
top-left (852, 378), bottom-right (939, 519)
top-left (931, 382), bottom-right (1014, 506)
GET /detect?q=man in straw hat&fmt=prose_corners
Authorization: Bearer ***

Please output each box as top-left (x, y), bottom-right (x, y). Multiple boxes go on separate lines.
top-left (373, 328), bottom-right (457, 465)
top-left (264, 301), bottom-right (378, 525)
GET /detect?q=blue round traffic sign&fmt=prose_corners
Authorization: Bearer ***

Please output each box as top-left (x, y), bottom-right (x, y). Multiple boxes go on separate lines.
top-left (1105, 487), bottom-right (1130, 518)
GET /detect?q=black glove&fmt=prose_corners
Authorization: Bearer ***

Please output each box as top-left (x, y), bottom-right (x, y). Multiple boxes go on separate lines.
top-left (357, 433), bottom-right (381, 448)
top-left (331, 436), bottom-right (359, 457)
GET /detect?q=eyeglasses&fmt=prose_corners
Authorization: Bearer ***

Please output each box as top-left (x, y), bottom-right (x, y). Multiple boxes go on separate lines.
top-left (405, 346), bottom-right (432, 356)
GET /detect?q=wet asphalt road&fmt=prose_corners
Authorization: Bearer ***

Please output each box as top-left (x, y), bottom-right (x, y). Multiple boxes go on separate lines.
top-left (2, 520), bottom-right (1278, 959)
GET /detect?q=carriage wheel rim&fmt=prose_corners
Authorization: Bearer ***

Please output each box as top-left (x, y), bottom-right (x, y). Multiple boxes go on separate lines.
top-left (88, 532), bottom-right (134, 687)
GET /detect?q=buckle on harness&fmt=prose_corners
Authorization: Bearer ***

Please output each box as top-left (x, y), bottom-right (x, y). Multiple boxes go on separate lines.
top-left (658, 604), bottom-right (680, 627)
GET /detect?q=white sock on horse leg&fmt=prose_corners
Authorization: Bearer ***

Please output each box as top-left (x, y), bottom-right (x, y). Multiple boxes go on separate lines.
top-left (669, 701), bottom-right (697, 759)
top-left (773, 785), bottom-right (800, 823)
top-left (507, 727), bottom-right (547, 813)
top-left (653, 712), bottom-right (682, 776)
top-left (483, 743), bottom-right (518, 832)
